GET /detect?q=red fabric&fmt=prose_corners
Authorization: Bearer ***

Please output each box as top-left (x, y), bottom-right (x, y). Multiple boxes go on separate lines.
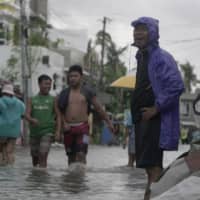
top-left (64, 122), bottom-right (89, 147)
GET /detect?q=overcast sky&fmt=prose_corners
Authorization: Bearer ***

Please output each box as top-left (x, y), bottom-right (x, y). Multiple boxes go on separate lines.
top-left (48, 0), bottom-right (200, 77)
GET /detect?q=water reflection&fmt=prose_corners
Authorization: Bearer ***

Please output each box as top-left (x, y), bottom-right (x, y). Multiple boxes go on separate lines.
top-left (0, 146), bottom-right (146, 200)
top-left (60, 172), bottom-right (89, 193)
top-left (25, 169), bottom-right (54, 198)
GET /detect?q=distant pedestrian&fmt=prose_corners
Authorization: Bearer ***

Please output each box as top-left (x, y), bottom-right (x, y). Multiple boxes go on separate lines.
top-left (123, 109), bottom-right (135, 167)
top-left (0, 84), bottom-right (25, 165)
top-left (25, 74), bottom-right (61, 168)
top-left (180, 126), bottom-right (188, 144)
top-left (58, 65), bottom-right (114, 165)
top-left (130, 17), bottom-right (184, 200)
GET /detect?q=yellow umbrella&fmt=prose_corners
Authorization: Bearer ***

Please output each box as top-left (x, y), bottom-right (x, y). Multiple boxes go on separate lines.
top-left (110, 75), bottom-right (136, 89)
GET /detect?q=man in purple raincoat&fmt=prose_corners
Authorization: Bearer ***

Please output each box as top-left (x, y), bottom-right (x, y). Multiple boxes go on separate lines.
top-left (130, 17), bottom-right (184, 200)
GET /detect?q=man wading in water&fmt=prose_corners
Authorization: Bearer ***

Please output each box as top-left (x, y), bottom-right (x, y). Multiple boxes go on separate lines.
top-left (130, 17), bottom-right (184, 200)
top-left (58, 65), bottom-right (114, 165)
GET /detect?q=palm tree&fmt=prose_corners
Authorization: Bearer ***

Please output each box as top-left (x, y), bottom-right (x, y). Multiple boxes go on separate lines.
top-left (95, 31), bottom-right (127, 85)
top-left (84, 39), bottom-right (100, 86)
top-left (95, 30), bottom-right (112, 48)
top-left (84, 39), bottom-right (99, 73)
top-left (106, 41), bottom-right (127, 73)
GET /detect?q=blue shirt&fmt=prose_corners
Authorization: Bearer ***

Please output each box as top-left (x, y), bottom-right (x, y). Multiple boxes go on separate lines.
top-left (124, 109), bottom-right (133, 127)
top-left (0, 96), bottom-right (25, 138)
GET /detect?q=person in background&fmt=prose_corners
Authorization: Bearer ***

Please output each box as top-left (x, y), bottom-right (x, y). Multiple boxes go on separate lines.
top-left (123, 109), bottom-right (135, 167)
top-left (0, 84), bottom-right (25, 165)
top-left (130, 17), bottom-right (184, 200)
top-left (25, 74), bottom-right (61, 168)
top-left (180, 126), bottom-right (188, 144)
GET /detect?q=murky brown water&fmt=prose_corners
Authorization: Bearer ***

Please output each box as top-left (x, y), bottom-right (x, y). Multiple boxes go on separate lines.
top-left (0, 145), bottom-right (146, 200)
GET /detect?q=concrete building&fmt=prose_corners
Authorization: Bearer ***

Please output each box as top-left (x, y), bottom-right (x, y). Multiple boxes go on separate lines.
top-left (0, 45), bottom-right (65, 96)
top-left (0, 0), bottom-right (19, 45)
top-left (49, 28), bottom-right (88, 53)
top-left (179, 89), bottom-right (200, 130)
top-left (180, 92), bottom-right (197, 127)
top-left (29, 0), bottom-right (48, 21)
top-left (0, 0), bottom-right (65, 96)
top-left (29, 46), bottom-right (65, 96)
top-left (53, 47), bottom-right (85, 70)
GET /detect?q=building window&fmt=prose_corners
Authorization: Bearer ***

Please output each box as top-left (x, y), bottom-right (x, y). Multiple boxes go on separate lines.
top-left (42, 55), bottom-right (49, 65)
top-left (180, 101), bottom-right (189, 116)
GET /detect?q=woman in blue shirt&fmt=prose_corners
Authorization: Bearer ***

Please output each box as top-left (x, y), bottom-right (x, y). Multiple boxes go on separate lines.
top-left (0, 84), bottom-right (25, 165)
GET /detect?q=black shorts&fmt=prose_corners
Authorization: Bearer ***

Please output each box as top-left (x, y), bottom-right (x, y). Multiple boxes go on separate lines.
top-left (135, 115), bottom-right (163, 168)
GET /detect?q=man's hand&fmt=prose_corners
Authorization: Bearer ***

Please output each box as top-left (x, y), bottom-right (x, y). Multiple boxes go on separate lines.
top-left (55, 131), bottom-right (61, 142)
top-left (63, 123), bottom-right (71, 132)
top-left (107, 121), bottom-right (115, 134)
top-left (141, 106), bottom-right (159, 121)
top-left (30, 118), bottom-right (39, 126)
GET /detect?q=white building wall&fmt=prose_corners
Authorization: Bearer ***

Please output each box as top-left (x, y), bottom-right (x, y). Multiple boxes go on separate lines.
top-left (0, 45), bottom-right (65, 96)
top-left (54, 47), bottom-right (85, 71)
top-left (29, 0), bottom-right (48, 20)
top-left (30, 46), bottom-right (65, 96)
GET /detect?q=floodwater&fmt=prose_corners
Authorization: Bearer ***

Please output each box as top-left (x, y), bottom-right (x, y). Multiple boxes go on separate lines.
top-left (0, 145), bottom-right (189, 200)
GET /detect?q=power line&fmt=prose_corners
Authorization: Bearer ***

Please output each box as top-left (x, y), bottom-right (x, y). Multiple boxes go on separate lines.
top-left (164, 37), bottom-right (200, 45)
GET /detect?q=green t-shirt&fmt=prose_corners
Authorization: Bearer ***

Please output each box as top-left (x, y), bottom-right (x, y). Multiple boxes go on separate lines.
top-left (30, 94), bottom-right (56, 137)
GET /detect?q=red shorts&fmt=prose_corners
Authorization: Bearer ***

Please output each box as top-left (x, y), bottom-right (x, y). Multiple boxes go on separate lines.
top-left (63, 122), bottom-right (89, 156)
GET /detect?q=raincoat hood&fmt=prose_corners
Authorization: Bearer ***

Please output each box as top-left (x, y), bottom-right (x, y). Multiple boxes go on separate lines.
top-left (131, 17), bottom-right (159, 48)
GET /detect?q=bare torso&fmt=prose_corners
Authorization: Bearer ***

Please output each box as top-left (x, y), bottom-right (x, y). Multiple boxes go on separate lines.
top-left (64, 89), bottom-right (89, 123)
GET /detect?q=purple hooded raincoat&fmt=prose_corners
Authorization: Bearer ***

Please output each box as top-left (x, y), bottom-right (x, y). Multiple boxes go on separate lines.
top-left (131, 17), bottom-right (184, 150)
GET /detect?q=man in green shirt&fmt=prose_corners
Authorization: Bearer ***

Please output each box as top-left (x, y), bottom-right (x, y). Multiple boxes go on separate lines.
top-left (26, 74), bottom-right (61, 168)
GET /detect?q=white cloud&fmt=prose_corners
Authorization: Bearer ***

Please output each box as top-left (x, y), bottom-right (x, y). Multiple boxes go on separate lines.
top-left (49, 0), bottom-right (200, 77)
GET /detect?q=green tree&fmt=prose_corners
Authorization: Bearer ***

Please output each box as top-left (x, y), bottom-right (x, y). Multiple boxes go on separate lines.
top-left (105, 41), bottom-right (127, 83)
top-left (180, 61), bottom-right (197, 92)
top-left (84, 30), bottom-right (128, 113)
top-left (84, 39), bottom-right (100, 75)
top-left (28, 16), bottom-right (50, 47)
top-left (0, 47), bottom-right (41, 84)
top-left (1, 54), bottom-right (19, 83)
top-left (95, 30), bottom-right (127, 87)
top-left (12, 19), bottom-right (20, 45)
top-left (95, 30), bottom-right (112, 49)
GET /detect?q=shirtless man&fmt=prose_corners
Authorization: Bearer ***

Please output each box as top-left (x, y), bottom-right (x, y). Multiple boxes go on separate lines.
top-left (58, 65), bottom-right (114, 165)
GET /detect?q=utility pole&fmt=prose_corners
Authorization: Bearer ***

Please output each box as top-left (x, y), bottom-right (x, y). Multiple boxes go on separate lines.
top-left (20, 0), bottom-right (29, 145)
top-left (98, 16), bottom-right (110, 91)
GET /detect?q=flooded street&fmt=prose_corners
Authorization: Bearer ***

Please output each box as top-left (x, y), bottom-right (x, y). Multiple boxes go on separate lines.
top-left (0, 145), bottom-right (189, 200)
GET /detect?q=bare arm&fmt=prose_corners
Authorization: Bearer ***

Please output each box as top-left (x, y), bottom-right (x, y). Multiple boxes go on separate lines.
top-left (92, 97), bottom-right (114, 133)
top-left (24, 98), bottom-right (39, 125)
top-left (54, 96), bottom-right (62, 140)
top-left (61, 114), bottom-right (71, 132)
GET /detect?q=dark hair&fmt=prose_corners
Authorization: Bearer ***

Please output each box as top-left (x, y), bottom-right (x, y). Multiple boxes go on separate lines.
top-left (38, 74), bottom-right (52, 84)
top-left (68, 65), bottom-right (83, 75)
